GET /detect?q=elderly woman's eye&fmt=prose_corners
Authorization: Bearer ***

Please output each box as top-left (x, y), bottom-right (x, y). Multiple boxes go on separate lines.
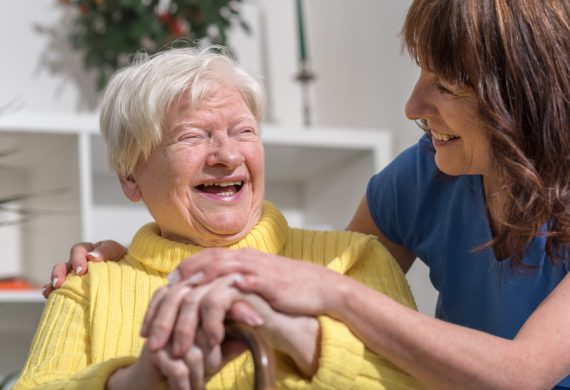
top-left (236, 127), bottom-right (257, 137)
top-left (179, 131), bottom-right (206, 142)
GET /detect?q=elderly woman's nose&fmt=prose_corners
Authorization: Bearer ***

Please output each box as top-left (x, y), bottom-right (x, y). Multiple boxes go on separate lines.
top-left (206, 139), bottom-right (245, 168)
top-left (405, 71), bottom-right (438, 121)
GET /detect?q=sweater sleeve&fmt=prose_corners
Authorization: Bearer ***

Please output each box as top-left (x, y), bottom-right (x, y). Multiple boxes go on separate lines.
top-left (13, 276), bottom-right (135, 389)
top-left (272, 316), bottom-right (422, 390)
top-left (310, 316), bottom-right (423, 390)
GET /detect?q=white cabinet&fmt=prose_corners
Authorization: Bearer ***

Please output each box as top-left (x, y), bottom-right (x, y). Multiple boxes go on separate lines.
top-left (0, 111), bottom-right (392, 377)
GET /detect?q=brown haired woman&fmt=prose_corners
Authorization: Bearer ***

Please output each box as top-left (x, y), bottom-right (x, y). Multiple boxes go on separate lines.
top-left (49, 0), bottom-right (570, 388)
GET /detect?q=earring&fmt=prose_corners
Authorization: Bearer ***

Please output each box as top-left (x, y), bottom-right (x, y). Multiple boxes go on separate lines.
top-left (414, 119), bottom-right (430, 133)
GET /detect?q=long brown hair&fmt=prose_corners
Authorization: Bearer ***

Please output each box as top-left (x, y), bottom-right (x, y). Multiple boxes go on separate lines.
top-left (402, 0), bottom-right (570, 267)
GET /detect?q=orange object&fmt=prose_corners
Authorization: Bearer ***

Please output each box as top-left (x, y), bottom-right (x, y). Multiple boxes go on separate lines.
top-left (0, 277), bottom-right (36, 290)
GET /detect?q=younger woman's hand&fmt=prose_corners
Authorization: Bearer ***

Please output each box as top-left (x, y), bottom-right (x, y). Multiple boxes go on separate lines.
top-left (42, 240), bottom-right (127, 298)
top-left (168, 248), bottom-right (343, 316)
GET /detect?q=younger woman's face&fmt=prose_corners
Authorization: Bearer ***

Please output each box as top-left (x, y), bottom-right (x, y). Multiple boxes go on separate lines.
top-left (405, 68), bottom-right (492, 177)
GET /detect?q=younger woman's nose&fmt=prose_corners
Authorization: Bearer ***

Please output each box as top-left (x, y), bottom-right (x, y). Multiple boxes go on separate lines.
top-left (405, 69), bottom-right (438, 120)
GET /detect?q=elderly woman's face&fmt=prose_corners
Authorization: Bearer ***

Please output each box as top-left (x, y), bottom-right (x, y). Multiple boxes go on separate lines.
top-left (405, 68), bottom-right (492, 177)
top-left (121, 85), bottom-right (265, 247)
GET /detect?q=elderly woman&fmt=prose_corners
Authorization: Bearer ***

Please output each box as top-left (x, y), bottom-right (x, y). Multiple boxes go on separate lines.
top-left (15, 47), bottom-right (421, 389)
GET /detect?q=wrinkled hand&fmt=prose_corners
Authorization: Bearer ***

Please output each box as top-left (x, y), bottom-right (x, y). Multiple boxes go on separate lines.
top-left (234, 294), bottom-right (321, 377)
top-left (42, 240), bottom-right (127, 298)
top-left (143, 272), bottom-right (321, 378)
top-left (107, 335), bottom-right (214, 390)
top-left (167, 248), bottom-right (344, 316)
top-left (141, 274), bottom-right (260, 358)
top-left (109, 275), bottom-right (250, 390)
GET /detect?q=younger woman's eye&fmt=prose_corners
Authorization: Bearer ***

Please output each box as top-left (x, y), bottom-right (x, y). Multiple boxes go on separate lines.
top-left (435, 80), bottom-right (454, 94)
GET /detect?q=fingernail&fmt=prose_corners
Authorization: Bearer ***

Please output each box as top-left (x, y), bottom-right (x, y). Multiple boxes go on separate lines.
top-left (167, 270), bottom-right (181, 285)
top-left (247, 314), bottom-right (264, 327)
top-left (41, 287), bottom-right (47, 296)
top-left (186, 272), bottom-right (204, 285)
top-left (87, 250), bottom-right (101, 259)
top-left (75, 266), bottom-right (82, 275)
top-left (52, 278), bottom-right (58, 288)
top-left (233, 274), bottom-right (244, 284)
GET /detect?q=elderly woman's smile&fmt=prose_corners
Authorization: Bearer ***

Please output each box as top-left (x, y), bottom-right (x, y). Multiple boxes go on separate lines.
top-left (119, 85), bottom-right (265, 247)
top-left (196, 180), bottom-right (244, 197)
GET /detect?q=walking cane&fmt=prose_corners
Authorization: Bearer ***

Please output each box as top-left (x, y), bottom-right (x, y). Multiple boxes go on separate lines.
top-left (225, 322), bottom-right (276, 390)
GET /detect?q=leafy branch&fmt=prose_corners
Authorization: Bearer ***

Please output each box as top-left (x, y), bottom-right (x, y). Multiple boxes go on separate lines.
top-left (59, 0), bottom-right (250, 90)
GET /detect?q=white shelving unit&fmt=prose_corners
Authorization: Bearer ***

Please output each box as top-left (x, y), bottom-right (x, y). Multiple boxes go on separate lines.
top-left (0, 111), bottom-right (392, 376)
top-left (0, 291), bottom-right (44, 303)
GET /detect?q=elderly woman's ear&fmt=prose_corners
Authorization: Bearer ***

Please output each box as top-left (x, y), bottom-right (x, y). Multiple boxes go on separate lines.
top-left (119, 174), bottom-right (142, 202)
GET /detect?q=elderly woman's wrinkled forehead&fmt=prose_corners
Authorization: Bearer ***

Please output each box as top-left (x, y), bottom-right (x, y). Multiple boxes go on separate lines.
top-left (163, 81), bottom-right (257, 129)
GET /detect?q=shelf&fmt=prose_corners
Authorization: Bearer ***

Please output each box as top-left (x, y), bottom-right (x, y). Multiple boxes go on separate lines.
top-left (0, 291), bottom-right (44, 303)
top-left (0, 111), bottom-right (98, 135)
top-left (0, 112), bottom-right (391, 185)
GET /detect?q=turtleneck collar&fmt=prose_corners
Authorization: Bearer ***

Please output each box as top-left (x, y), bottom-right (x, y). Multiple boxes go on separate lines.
top-left (127, 201), bottom-right (289, 274)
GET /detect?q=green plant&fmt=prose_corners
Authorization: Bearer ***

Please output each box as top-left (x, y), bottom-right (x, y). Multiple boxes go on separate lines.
top-left (59, 0), bottom-right (250, 90)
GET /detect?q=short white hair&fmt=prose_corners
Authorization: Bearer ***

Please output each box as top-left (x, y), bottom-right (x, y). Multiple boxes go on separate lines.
top-left (100, 46), bottom-right (266, 177)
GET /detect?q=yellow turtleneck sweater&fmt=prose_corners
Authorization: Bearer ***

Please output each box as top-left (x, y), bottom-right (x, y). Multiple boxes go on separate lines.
top-left (15, 202), bottom-right (422, 389)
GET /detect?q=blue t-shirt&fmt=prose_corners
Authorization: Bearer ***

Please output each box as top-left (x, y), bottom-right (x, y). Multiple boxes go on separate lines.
top-left (367, 135), bottom-right (569, 387)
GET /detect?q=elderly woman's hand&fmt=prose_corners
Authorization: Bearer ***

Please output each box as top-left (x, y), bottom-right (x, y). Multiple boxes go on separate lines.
top-left (191, 285), bottom-right (321, 377)
top-left (143, 272), bottom-right (321, 378)
top-left (107, 338), bottom-right (211, 390)
top-left (232, 294), bottom-right (321, 377)
top-left (140, 274), bottom-right (256, 352)
top-left (168, 248), bottom-right (344, 316)
top-left (42, 240), bottom-right (127, 298)
top-left (109, 276), bottom-right (244, 390)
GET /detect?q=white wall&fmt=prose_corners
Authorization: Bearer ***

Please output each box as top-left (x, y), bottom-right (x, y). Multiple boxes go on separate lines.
top-left (229, 0), bottom-right (421, 151)
top-left (0, 0), bottom-right (99, 113)
top-left (309, 0), bottom-right (420, 151)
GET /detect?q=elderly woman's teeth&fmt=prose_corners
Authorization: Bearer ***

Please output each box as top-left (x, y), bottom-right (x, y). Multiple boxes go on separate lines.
top-left (207, 181), bottom-right (243, 187)
top-left (431, 130), bottom-right (459, 142)
top-left (200, 181), bottom-right (244, 195)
